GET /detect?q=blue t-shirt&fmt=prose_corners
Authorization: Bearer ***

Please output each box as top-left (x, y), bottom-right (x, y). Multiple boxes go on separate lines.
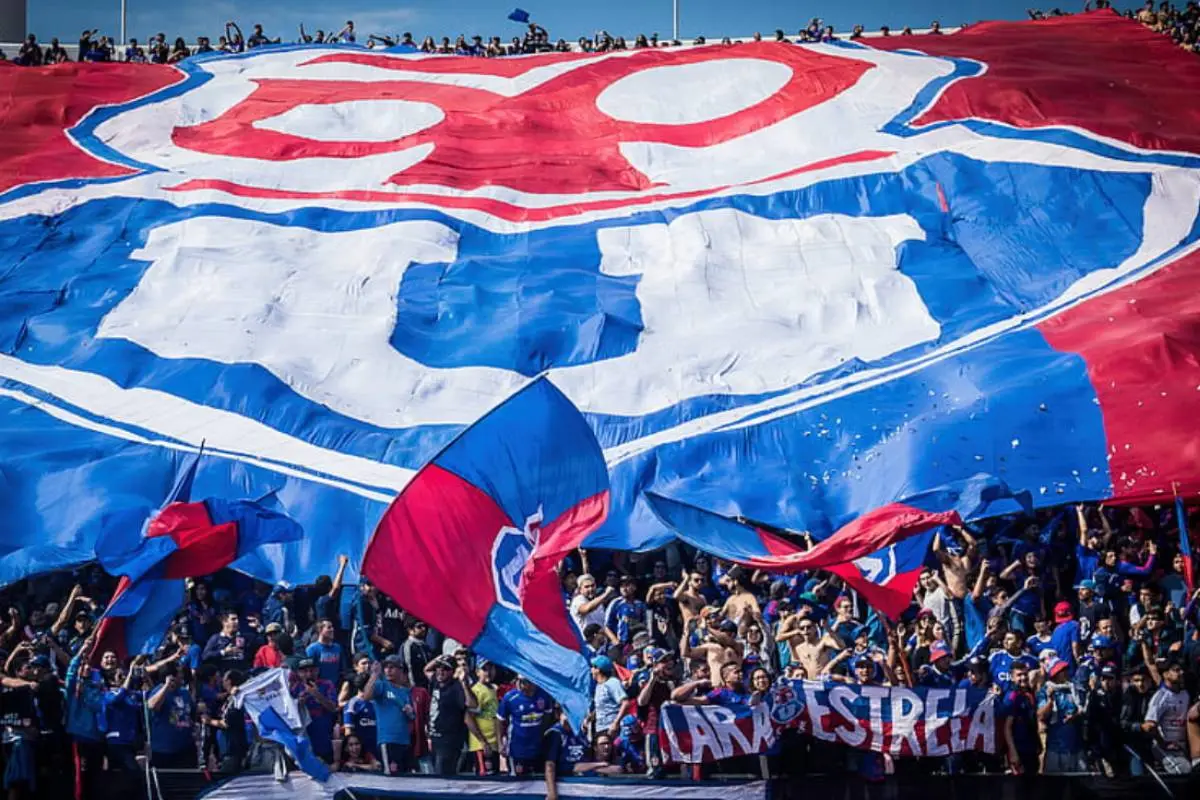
top-left (294, 679), bottom-right (337, 757)
top-left (372, 680), bottom-right (413, 746)
top-left (544, 723), bottom-right (588, 773)
top-left (496, 688), bottom-right (552, 761)
top-left (593, 677), bottom-right (627, 731)
top-left (149, 686), bottom-right (194, 754)
top-left (1036, 684), bottom-right (1082, 753)
top-left (1075, 544), bottom-right (1100, 582)
top-left (705, 687), bottom-right (752, 707)
top-left (306, 641), bottom-right (345, 685)
top-left (998, 688), bottom-right (1038, 755)
top-left (343, 696), bottom-right (377, 755)
top-left (1049, 620), bottom-right (1081, 671)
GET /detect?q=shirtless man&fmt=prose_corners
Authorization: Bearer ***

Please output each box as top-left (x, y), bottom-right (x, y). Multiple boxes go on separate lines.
top-left (776, 613), bottom-right (843, 679)
top-left (681, 615), bottom-right (743, 680)
top-left (934, 526), bottom-right (977, 600)
top-left (674, 570), bottom-right (709, 624)
top-left (720, 566), bottom-right (760, 623)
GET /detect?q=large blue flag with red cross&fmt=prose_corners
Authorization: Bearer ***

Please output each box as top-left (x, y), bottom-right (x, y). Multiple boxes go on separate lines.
top-left (361, 377), bottom-right (609, 724)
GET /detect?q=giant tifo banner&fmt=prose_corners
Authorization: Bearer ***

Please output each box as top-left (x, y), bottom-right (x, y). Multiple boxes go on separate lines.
top-left (1, 12), bottom-right (1200, 588)
top-left (659, 681), bottom-right (997, 763)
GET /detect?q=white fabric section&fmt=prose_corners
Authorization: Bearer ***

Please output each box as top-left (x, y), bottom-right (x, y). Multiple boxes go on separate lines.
top-left (198, 772), bottom-right (769, 800)
top-left (559, 209), bottom-right (936, 414)
top-left (96, 210), bottom-right (932, 426)
top-left (596, 59), bottom-right (792, 125)
top-left (235, 668), bottom-right (305, 729)
top-left (253, 99), bottom-right (444, 142)
top-left (0, 354), bottom-right (409, 498)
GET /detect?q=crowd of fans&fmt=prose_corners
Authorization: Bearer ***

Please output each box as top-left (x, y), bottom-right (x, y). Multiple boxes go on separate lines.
top-left (4, 15), bottom-right (954, 65)
top-left (0, 499), bottom-right (1197, 799)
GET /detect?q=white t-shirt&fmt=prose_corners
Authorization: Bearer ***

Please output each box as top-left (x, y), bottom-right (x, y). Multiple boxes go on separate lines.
top-left (1146, 685), bottom-right (1189, 749)
top-left (570, 593), bottom-right (607, 631)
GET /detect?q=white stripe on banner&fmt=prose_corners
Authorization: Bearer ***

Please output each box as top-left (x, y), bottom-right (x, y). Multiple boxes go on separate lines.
top-left (198, 773), bottom-right (769, 800)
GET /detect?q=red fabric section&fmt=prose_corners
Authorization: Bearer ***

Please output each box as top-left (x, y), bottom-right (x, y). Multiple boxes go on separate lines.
top-left (172, 43), bottom-right (870, 195)
top-left (0, 62), bottom-right (181, 194)
top-left (826, 563), bottom-right (924, 621)
top-left (870, 12), bottom-right (1200, 155)
top-left (146, 501), bottom-right (239, 578)
top-left (1039, 249), bottom-right (1200, 502)
top-left (362, 463), bottom-right (510, 645)
top-left (521, 491), bottom-right (610, 650)
top-left (90, 576), bottom-right (131, 663)
top-left (755, 504), bottom-right (959, 570)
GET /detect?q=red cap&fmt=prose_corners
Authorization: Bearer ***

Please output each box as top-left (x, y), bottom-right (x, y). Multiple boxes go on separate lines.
top-left (1054, 601), bottom-right (1073, 623)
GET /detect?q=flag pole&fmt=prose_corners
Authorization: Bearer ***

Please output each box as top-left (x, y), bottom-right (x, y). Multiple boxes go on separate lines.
top-left (672, 0), bottom-right (679, 41)
top-left (120, 0), bottom-right (127, 46)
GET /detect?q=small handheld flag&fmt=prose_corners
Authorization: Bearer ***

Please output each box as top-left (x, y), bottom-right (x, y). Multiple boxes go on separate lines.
top-left (1176, 493), bottom-right (1194, 593)
top-left (508, 8), bottom-right (532, 24)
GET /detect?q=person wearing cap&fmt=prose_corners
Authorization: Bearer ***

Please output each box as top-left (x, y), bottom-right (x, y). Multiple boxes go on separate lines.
top-left (917, 641), bottom-right (958, 688)
top-left (632, 649), bottom-right (676, 777)
top-left (401, 617), bottom-right (433, 689)
top-left (605, 575), bottom-right (647, 645)
top-left (147, 662), bottom-right (196, 769)
top-left (350, 578), bottom-right (383, 660)
top-left (1074, 579), bottom-right (1106, 641)
top-left (997, 660), bottom-right (1040, 774)
top-left (467, 661), bottom-right (500, 775)
top-left (1050, 601), bottom-right (1083, 671)
top-left (589, 655), bottom-right (629, 740)
top-left (1084, 663), bottom-right (1125, 774)
top-left (1037, 658), bottom-right (1085, 772)
top-left (363, 656), bottom-right (415, 774)
top-left (253, 623), bottom-right (287, 668)
top-left (1074, 633), bottom-right (1117, 692)
top-left (959, 655), bottom-right (990, 690)
top-left (496, 675), bottom-right (553, 776)
top-left (425, 655), bottom-right (476, 775)
top-left (262, 582), bottom-right (295, 636)
top-left (292, 657), bottom-right (338, 763)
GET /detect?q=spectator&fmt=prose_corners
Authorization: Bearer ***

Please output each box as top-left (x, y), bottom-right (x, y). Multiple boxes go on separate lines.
top-left (306, 619), bottom-right (345, 685)
top-left (338, 733), bottom-right (381, 772)
top-left (364, 655), bottom-right (415, 775)
top-left (125, 38), bottom-right (147, 64)
top-left (400, 616), bottom-right (432, 687)
top-left (201, 669), bottom-right (249, 773)
top-left (467, 660), bottom-right (500, 775)
top-left (1038, 658), bottom-right (1085, 772)
top-left (425, 655), bottom-right (474, 775)
top-left (202, 611), bottom-right (249, 671)
top-left (292, 657), bottom-right (338, 763)
top-left (999, 660), bottom-right (1040, 774)
top-left (342, 672), bottom-right (377, 760)
top-left (44, 38), bottom-right (68, 64)
top-left (590, 655), bottom-right (629, 739)
top-left (1144, 659), bottom-right (1191, 772)
top-left (147, 663), bottom-right (195, 769)
top-left (496, 674), bottom-right (552, 776)
top-left (253, 622), bottom-right (286, 668)
top-left (248, 24), bottom-right (270, 48)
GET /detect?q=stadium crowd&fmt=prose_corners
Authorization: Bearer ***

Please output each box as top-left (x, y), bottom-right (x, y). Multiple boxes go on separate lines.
top-left (0, 499), bottom-right (1197, 799)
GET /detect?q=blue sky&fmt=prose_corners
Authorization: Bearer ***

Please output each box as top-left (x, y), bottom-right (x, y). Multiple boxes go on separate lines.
top-left (26, 1), bottom-right (1111, 44)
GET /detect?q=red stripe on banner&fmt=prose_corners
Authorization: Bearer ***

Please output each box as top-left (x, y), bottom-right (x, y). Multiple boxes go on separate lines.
top-left (362, 463), bottom-right (512, 645)
top-left (163, 150), bottom-right (892, 222)
top-left (90, 576), bottom-right (131, 663)
top-left (1039, 249), bottom-right (1200, 502)
top-left (826, 563), bottom-right (926, 621)
top-left (521, 491), bottom-right (610, 650)
top-left (870, 12), bottom-right (1200, 156)
top-left (0, 63), bottom-right (183, 194)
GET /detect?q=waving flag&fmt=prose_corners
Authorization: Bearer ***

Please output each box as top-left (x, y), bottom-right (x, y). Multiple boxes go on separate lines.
top-left (1177, 496), bottom-right (1195, 593)
top-left (1, 13), bottom-right (1200, 591)
top-left (508, 8), bottom-right (532, 24)
top-left (361, 378), bottom-right (608, 724)
top-left (92, 467), bottom-right (304, 661)
top-left (236, 668), bottom-right (330, 781)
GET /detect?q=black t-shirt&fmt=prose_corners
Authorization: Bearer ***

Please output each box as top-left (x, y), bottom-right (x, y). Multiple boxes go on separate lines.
top-left (35, 677), bottom-right (64, 735)
top-left (378, 600), bottom-right (405, 650)
top-left (428, 679), bottom-right (466, 739)
top-left (402, 638), bottom-right (431, 688)
top-left (0, 686), bottom-right (39, 732)
top-left (221, 699), bottom-right (249, 763)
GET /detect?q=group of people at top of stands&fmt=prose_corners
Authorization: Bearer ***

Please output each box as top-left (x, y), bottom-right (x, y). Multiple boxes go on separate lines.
top-left (8, 13), bottom-right (954, 66)
top-left (0, 498), bottom-right (1197, 800)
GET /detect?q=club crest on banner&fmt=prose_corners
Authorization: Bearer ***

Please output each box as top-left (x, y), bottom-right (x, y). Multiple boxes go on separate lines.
top-left (491, 506), bottom-right (543, 610)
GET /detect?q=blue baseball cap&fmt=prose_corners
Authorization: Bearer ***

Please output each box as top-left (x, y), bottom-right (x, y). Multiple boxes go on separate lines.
top-left (1090, 634), bottom-right (1114, 649)
top-left (590, 655), bottom-right (614, 675)
top-left (1075, 579), bottom-right (1096, 591)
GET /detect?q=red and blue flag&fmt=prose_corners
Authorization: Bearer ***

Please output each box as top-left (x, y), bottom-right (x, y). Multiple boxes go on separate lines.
top-left (92, 452), bottom-right (303, 660)
top-left (361, 377), bottom-right (609, 724)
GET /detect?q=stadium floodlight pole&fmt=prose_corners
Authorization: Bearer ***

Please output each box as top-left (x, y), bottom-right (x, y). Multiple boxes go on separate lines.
top-left (673, 0), bottom-right (679, 40)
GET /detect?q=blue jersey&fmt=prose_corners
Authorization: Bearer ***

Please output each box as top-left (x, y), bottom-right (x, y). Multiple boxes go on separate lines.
top-left (544, 723), bottom-right (588, 773)
top-left (372, 680), bottom-right (413, 746)
top-left (1026, 635), bottom-right (1058, 661)
top-left (998, 688), bottom-right (1039, 755)
top-left (705, 687), bottom-right (752, 707)
top-left (305, 641), bottom-right (344, 685)
top-left (149, 686), bottom-right (194, 755)
top-left (989, 650), bottom-right (1037, 686)
top-left (605, 599), bottom-right (647, 644)
top-left (342, 696), bottom-right (377, 755)
top-left (1036, 684), bottom-right (1082, 754)
top-left (497, 688), bottom-right (552, 761)
top-left (1049, 620), bottom-right (1081, 671)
